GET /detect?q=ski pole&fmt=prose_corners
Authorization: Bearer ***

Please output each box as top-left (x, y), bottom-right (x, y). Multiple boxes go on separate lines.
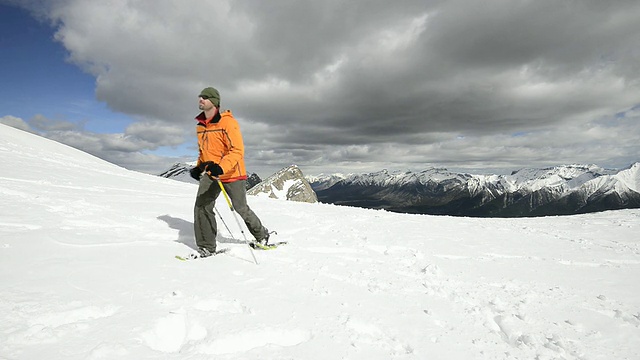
top-left (216, 178), bottom-right (258, 265)
top-left (214, 205), bottom-right (233, 237)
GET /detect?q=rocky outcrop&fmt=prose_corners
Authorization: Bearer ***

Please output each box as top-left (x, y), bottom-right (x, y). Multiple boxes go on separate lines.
top-left (248, 165), bottom-right (318, 203)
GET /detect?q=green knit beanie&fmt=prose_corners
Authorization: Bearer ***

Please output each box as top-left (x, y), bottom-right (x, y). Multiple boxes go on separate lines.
top-left (199, 87), bottom-right (220, 107)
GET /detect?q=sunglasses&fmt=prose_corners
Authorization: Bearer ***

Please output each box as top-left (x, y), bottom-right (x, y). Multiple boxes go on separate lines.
top-left (199, 95), bottom-right (211, 100)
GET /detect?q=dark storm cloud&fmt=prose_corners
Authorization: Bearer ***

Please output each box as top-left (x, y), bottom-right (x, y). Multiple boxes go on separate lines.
top-left (12, 0), bottom-right (640, 175)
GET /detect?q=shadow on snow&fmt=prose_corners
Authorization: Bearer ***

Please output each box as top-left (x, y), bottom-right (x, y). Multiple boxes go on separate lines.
top-left (157, 214), bottom-right (246, 251)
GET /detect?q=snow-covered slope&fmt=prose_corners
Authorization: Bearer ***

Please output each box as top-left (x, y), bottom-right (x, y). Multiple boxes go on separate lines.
top-left (1, 123), bottom-right (639, 359)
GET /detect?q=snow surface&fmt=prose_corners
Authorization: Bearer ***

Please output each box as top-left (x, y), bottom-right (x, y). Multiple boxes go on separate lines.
top-left (1, 123), bottom-right (640, 359)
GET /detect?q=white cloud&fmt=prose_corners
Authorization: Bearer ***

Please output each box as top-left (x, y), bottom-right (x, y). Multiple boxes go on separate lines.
top-left (0, 115), bottom-right (32, 132)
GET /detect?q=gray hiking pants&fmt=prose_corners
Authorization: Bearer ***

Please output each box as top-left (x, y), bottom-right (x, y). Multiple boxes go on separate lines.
top-left (194, 175), bottom-right (266, 251)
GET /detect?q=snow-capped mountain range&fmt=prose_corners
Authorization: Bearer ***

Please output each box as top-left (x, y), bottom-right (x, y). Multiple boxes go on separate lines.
top-left (156, 161), bottom-right (198, 184)
top-left (157, 160), bottom-right (640, 217)
top-left (308, 163), bottom-right (640, 217)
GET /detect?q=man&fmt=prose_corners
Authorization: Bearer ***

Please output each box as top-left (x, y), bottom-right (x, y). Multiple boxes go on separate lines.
top-left (190, 87), bottom-right (269, 257)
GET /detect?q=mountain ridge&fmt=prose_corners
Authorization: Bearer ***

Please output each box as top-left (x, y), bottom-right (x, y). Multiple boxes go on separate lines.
top-left (309, 163), bottom-right (640, 217)
top-left (154, 154), bottom-right (639, 217)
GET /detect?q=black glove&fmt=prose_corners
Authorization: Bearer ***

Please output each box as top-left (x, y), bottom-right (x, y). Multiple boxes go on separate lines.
top-left (200, 161), bottom-right (224, 177)
top-left (189, 166), bottom-right (203, 180)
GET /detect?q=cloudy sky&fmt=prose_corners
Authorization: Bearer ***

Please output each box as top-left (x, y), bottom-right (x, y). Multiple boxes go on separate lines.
top-left (1, 0), bottom-right (639, 177)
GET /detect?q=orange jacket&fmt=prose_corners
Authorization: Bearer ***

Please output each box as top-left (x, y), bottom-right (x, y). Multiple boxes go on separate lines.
top-left (195, 110), bottom-right (248, 183)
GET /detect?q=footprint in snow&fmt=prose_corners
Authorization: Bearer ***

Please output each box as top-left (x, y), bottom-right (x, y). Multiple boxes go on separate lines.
top-left (193, 298), bottom-right (250, 314)
top-left (139, 310), bottom-right (208, 353)
top-left (86, 342), bottom-right (129, 359)
top-left (7, 304), bottom-right (118, 345)
top-left (194, 327), bottom-right (311, 355)
top-left (344, 317), bottom-right (414, 355)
